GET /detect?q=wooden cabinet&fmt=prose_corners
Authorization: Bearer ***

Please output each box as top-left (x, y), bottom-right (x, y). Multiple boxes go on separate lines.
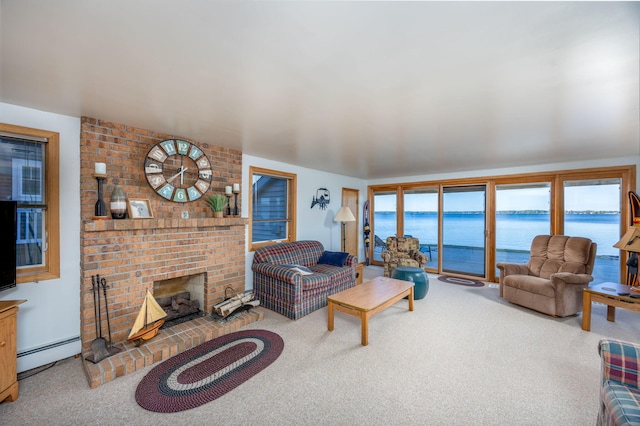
top-left (356, 263), bottom-right (364, 285)
top-left (0, 300), bottom-right (25, 404)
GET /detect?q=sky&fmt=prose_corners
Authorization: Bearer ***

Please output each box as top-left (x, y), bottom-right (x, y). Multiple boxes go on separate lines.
top-left (375, 184), bottom-right (621, 212)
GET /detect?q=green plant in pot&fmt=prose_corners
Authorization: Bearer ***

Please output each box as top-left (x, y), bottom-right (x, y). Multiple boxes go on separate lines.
top-left (205, 194), bottom-right (227, 218)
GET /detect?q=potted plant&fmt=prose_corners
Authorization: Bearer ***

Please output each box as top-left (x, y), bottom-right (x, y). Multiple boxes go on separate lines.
top-left (205, 194), bottom-right (227, 218)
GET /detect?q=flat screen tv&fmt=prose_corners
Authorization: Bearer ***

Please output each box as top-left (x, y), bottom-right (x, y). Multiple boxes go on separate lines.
top-left (0, 201), bottom-right (17, 292)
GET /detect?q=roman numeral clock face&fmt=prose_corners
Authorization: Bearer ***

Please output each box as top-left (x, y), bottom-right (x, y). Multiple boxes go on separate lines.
top-left (144, 139), bottom-right (212, 202)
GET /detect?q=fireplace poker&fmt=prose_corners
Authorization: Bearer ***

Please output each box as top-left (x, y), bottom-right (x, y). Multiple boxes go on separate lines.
top-left (100, 277), bottom-right (118, 353)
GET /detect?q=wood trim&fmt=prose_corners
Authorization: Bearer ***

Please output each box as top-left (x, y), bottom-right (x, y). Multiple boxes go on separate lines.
top-left (0, 123), bottom-right (60, 284)
top-left (371, 166), bottom-right (636, 191)
top-left (486, 181), bottom-right (496, 280)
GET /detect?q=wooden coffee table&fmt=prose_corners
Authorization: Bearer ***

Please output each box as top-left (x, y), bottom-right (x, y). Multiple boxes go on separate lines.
top-left (582, 282), bottom-right (640, 331)
top-left (327, 276), bottom-right (414, 346)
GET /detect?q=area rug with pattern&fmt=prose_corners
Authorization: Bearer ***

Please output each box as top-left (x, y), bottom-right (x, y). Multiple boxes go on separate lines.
top-left (135, 329), bottom-right (284, 413)
top-left (437, 276), bottom-right (485, 287)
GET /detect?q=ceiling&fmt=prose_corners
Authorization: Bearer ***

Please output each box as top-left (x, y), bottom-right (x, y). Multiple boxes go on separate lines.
top-left (1, 1), bottom-right (639, 179)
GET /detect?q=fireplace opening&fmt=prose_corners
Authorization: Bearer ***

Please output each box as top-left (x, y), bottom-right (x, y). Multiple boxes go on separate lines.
top-left (153, 273), bottom-right (205, 328)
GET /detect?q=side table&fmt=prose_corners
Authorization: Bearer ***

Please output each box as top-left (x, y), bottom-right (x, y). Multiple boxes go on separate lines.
top-left (356, 262), bottom-right (364, 285)
top-left (582, 282), bottom-right (640, 331)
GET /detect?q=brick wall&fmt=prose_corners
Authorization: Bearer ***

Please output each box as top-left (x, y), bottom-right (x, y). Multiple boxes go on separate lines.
top-left (80, 117), bottom-right (241, 219)
top-left (80, 117), bottom-right (246, 355)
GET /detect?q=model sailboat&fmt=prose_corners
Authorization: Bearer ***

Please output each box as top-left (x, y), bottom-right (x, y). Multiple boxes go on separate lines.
top-left (127, 290), bottom-right (167, 343)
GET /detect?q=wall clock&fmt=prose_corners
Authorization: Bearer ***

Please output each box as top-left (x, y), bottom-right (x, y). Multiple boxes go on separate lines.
top-left (144, 139), bottom-right (212, 202)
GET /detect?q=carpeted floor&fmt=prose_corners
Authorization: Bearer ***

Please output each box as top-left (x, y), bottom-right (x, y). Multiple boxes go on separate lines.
top-left (2, 267), bottom-right (638, 425)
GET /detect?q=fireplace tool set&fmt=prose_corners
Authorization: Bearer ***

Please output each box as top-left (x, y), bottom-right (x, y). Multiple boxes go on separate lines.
top-left (212, 287), bottom-right (260, 320)
top-left (85, 275), bottom-right (121, 363)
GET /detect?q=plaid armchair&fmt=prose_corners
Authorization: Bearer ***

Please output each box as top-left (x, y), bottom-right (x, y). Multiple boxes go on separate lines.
top-left (598, 339), bottom-right (640, 425)
top-left (381, 236), bottom-right (428, 277)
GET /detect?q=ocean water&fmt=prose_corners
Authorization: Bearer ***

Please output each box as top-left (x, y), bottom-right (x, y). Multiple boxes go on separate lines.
top-left (374, 212), bottom-right (620, 256)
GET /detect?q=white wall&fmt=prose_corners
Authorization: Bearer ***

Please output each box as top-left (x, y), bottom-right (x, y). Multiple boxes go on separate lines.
top-left (0, 103), bottom-right (81, 372)
top-left (242, 155), bottom-right (367, 290)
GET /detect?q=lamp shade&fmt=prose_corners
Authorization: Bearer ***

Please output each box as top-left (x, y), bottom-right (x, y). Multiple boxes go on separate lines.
top-left (334, 206), bottom-right (356, 223)
top-left (614, 227), bottom-right (640, 253)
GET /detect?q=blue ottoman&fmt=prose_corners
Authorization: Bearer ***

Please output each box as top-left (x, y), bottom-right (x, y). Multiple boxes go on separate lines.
top-left (391, 266), bottom-right (429, 300)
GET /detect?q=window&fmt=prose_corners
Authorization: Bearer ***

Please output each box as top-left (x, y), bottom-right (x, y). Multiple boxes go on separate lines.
top-left (249, 167), bottom-right (297, 250)
top-left (0, 123), bottom-right (59, 283)
top-left (372, 191), bottom-right (397, 262)
top-left (368, 165), bottom-right (634, 283)
top-left (563, 178), bottom-right (621, 284)
top-left (495, 182), bottom-right (551, 277)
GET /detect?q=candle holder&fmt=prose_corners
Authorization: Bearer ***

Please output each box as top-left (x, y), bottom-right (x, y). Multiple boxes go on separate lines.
top-left (233, 188), bottom-right (240, 216)
top-left (225, 194), bottom-right (232, 216)
top-left (93, 174), bottom-right (108, 220)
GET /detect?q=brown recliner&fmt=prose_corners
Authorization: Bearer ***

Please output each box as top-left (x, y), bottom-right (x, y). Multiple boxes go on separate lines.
top-left (497, 235), bottom-right (597, 317)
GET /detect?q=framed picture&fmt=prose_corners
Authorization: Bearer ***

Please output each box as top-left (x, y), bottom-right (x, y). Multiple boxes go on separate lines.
top-left (127, 199), bottom-right (153, 219)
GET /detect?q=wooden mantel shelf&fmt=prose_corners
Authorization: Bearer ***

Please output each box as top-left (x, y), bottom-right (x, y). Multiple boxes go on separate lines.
top-left (83, 217), bottom-right (248, 232)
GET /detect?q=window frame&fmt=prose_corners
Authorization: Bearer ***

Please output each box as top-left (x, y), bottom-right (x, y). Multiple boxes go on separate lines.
top-left (0, 122), bottom-right (60, 283)
top-left (249, 166), bottom-right (297, 251)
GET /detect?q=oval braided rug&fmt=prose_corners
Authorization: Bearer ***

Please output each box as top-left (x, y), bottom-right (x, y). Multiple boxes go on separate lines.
top-left (135, 329), bottom-right (284, 413)
top-left (437, 275), bottom-right (484, 287)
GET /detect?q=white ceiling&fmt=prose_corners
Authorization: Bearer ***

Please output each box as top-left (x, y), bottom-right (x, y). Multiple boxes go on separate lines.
top-left (1, 1), bottom-right (639, 179)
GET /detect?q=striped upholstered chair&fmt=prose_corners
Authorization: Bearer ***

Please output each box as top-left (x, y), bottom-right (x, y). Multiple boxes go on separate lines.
top-left (381, 236), bottom-right (428, 278)
top-left (598, 339), bottom-right (640, 425)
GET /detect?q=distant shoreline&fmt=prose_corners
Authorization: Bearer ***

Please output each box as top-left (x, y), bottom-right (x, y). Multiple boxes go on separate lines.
top-left (376, 211), bottom-right (620, 214)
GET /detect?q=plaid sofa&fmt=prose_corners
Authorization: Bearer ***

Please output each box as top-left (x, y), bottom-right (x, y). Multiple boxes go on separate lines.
top-left (252, 240), bottom-right (357, 320)
top-left (598, 339), bottom-right (640, 425)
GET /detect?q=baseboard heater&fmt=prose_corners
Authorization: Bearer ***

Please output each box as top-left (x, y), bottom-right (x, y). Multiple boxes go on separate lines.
top-left (17, 336), bottom-right (80, 358)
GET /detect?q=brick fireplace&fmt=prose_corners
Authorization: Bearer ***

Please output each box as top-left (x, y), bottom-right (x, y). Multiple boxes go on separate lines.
top-left (79, 117), bottom-right (257, 386)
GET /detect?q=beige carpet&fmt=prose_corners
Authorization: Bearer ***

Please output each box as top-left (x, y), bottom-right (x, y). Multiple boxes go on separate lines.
top-left (1, 267), bottom-right (638, 425)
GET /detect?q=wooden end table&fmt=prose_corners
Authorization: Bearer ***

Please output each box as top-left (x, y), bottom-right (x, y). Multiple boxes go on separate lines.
top-left (327, 276), bottom-right (414, 346)
top-left (582, 282), bottom-right (640, 331)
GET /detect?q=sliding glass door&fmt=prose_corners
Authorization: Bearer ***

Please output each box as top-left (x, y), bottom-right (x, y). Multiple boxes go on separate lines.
top-left (369, 165), bottom-right (632, 282)
top-left (403, 188), bottom-right (439, 269)
top-left (442, 185), bottom-right (486, 276)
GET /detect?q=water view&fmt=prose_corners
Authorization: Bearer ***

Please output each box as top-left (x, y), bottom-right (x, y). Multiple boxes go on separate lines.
top-left (373, 212), bottom-right (621, 283)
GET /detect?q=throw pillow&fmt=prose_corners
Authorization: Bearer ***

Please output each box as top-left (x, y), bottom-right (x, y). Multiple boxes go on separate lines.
top-left (280, 264), bottom-right (314, 275)
top-left (318, 251), bottom-right (349, 267)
